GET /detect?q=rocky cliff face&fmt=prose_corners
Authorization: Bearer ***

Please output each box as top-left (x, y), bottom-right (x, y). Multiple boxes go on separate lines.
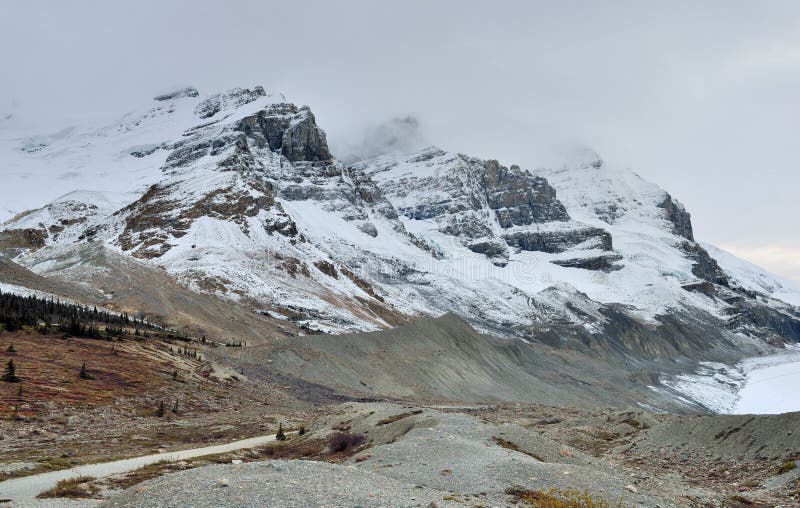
top-left (353, 148), bottom-right (611, 267)
top-left (237, 103), bottom-right (331, 163)
top-left (482, 159), bottom-right (569, 226)
top-left (659, 194), bottom-right (694, 241)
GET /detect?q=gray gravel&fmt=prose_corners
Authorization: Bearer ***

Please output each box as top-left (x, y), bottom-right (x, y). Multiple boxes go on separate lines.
top-left (100, 403), bottom-right (690, 507)
top-left (101, 460), bottom-right (459, 508)
top-left (29, 402), bottom-right (783, 507)
top-left (334, 405), bottom-right (664, 507)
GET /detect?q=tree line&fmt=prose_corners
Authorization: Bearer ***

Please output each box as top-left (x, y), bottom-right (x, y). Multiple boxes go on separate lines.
top-left (0, 290), bottom-right (157, 333)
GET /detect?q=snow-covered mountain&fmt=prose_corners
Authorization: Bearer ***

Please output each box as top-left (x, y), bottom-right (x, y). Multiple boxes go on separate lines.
top-left (2, 86), bottom-right (799, 366)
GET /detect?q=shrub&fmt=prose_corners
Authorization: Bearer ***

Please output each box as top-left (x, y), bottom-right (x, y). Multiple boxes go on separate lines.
top-left (37, 476), bottom-right (99, 498)
top-left (298, 426), bottom-right (306, 436)
top-left (328, 432), bottom-right (365, 452)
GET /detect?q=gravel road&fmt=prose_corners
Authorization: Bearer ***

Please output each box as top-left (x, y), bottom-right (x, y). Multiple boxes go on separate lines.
top-left (0, 434), bottom-right (281, 503)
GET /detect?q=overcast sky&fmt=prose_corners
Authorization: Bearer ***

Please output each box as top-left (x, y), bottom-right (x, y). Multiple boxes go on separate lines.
top-left (1, 0), bottom-right (798, 281)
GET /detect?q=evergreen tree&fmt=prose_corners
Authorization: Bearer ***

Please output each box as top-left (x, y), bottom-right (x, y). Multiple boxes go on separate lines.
top-left (2, 359), bottom-right (21, 382)
top-left (79, 361), bottom-right (95, 380)
top-left (6, 343), bottom-right (15, 352)
top-left (172, 399), bottom-right (179, 412)
top-left (156, 400), bottom-right (165, 417)
top-left (276, 422), bottom-right (287, 441)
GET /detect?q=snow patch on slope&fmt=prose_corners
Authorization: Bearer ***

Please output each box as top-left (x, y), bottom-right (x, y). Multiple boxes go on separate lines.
top-left (703, 243), bottom-right (800, 307)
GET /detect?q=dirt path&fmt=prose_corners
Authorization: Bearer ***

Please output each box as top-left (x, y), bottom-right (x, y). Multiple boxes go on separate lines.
top-left (0, 433), bottom-right (281, 502)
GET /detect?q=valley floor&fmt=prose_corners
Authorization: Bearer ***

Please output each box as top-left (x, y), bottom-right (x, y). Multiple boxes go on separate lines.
top-left (2, 402), bottom-right (800, 507)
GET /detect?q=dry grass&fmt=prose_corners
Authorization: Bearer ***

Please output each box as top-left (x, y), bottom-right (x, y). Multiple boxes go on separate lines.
top-left (505, 487), bottom-right (623, 507)
top-left (778, 460), bottom-right (797, 475)
top-left (106, 460), bottom-right (187, 490)
top-left (37, 476), bottom-right (100, 499)
top-left (493, 436), bottom-right (545, 462)
top-left (376, 410), bottom-right (423, 426)
top-left (0, 331), bottom-right (186, 417)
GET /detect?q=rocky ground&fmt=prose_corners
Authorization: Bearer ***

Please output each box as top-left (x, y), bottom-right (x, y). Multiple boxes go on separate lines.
top-left (4, 402), bottom-right (798, 507)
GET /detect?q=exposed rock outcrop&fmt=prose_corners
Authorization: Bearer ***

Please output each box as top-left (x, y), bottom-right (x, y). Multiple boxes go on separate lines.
top-left (659, 194), bottom-right (694, 241)
top-left (726, 300), bottom-right (800, 343)
top-left (237, 104), bottom-right (331, 162)
top-left (467, 238), bottom-right (509, 266)
top-left (483, 160), bottom-right (569, 227)
top-left (504, 227), bottom-right (612, 254)
top-left (552, 254), bottom-right (623, 271)
top-left (679, 241), bottom-right (729, 286)
top-left (116, 178), bottom-right (296, 259)
top-left (357, 150), bottom-right (598, 263)
top-left (681, 281), bottom-right (716, 297)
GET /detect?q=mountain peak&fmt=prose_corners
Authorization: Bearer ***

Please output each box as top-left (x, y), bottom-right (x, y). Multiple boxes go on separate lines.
top-left (194, 86), bottom-right (272, 119)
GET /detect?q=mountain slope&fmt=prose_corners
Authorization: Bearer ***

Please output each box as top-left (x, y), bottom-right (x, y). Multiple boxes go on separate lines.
top-left (1, 86), bottom-right (799, 412)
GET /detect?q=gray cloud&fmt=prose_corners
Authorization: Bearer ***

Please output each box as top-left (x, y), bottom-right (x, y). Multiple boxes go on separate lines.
top-left (1, 0), bottom-right (798, 279)
top-left (332, 116), bottom-right (428, 165)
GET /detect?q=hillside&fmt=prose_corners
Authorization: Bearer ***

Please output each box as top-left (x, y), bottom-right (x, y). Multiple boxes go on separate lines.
top-left (1, 85), bottom-right (799, 415)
